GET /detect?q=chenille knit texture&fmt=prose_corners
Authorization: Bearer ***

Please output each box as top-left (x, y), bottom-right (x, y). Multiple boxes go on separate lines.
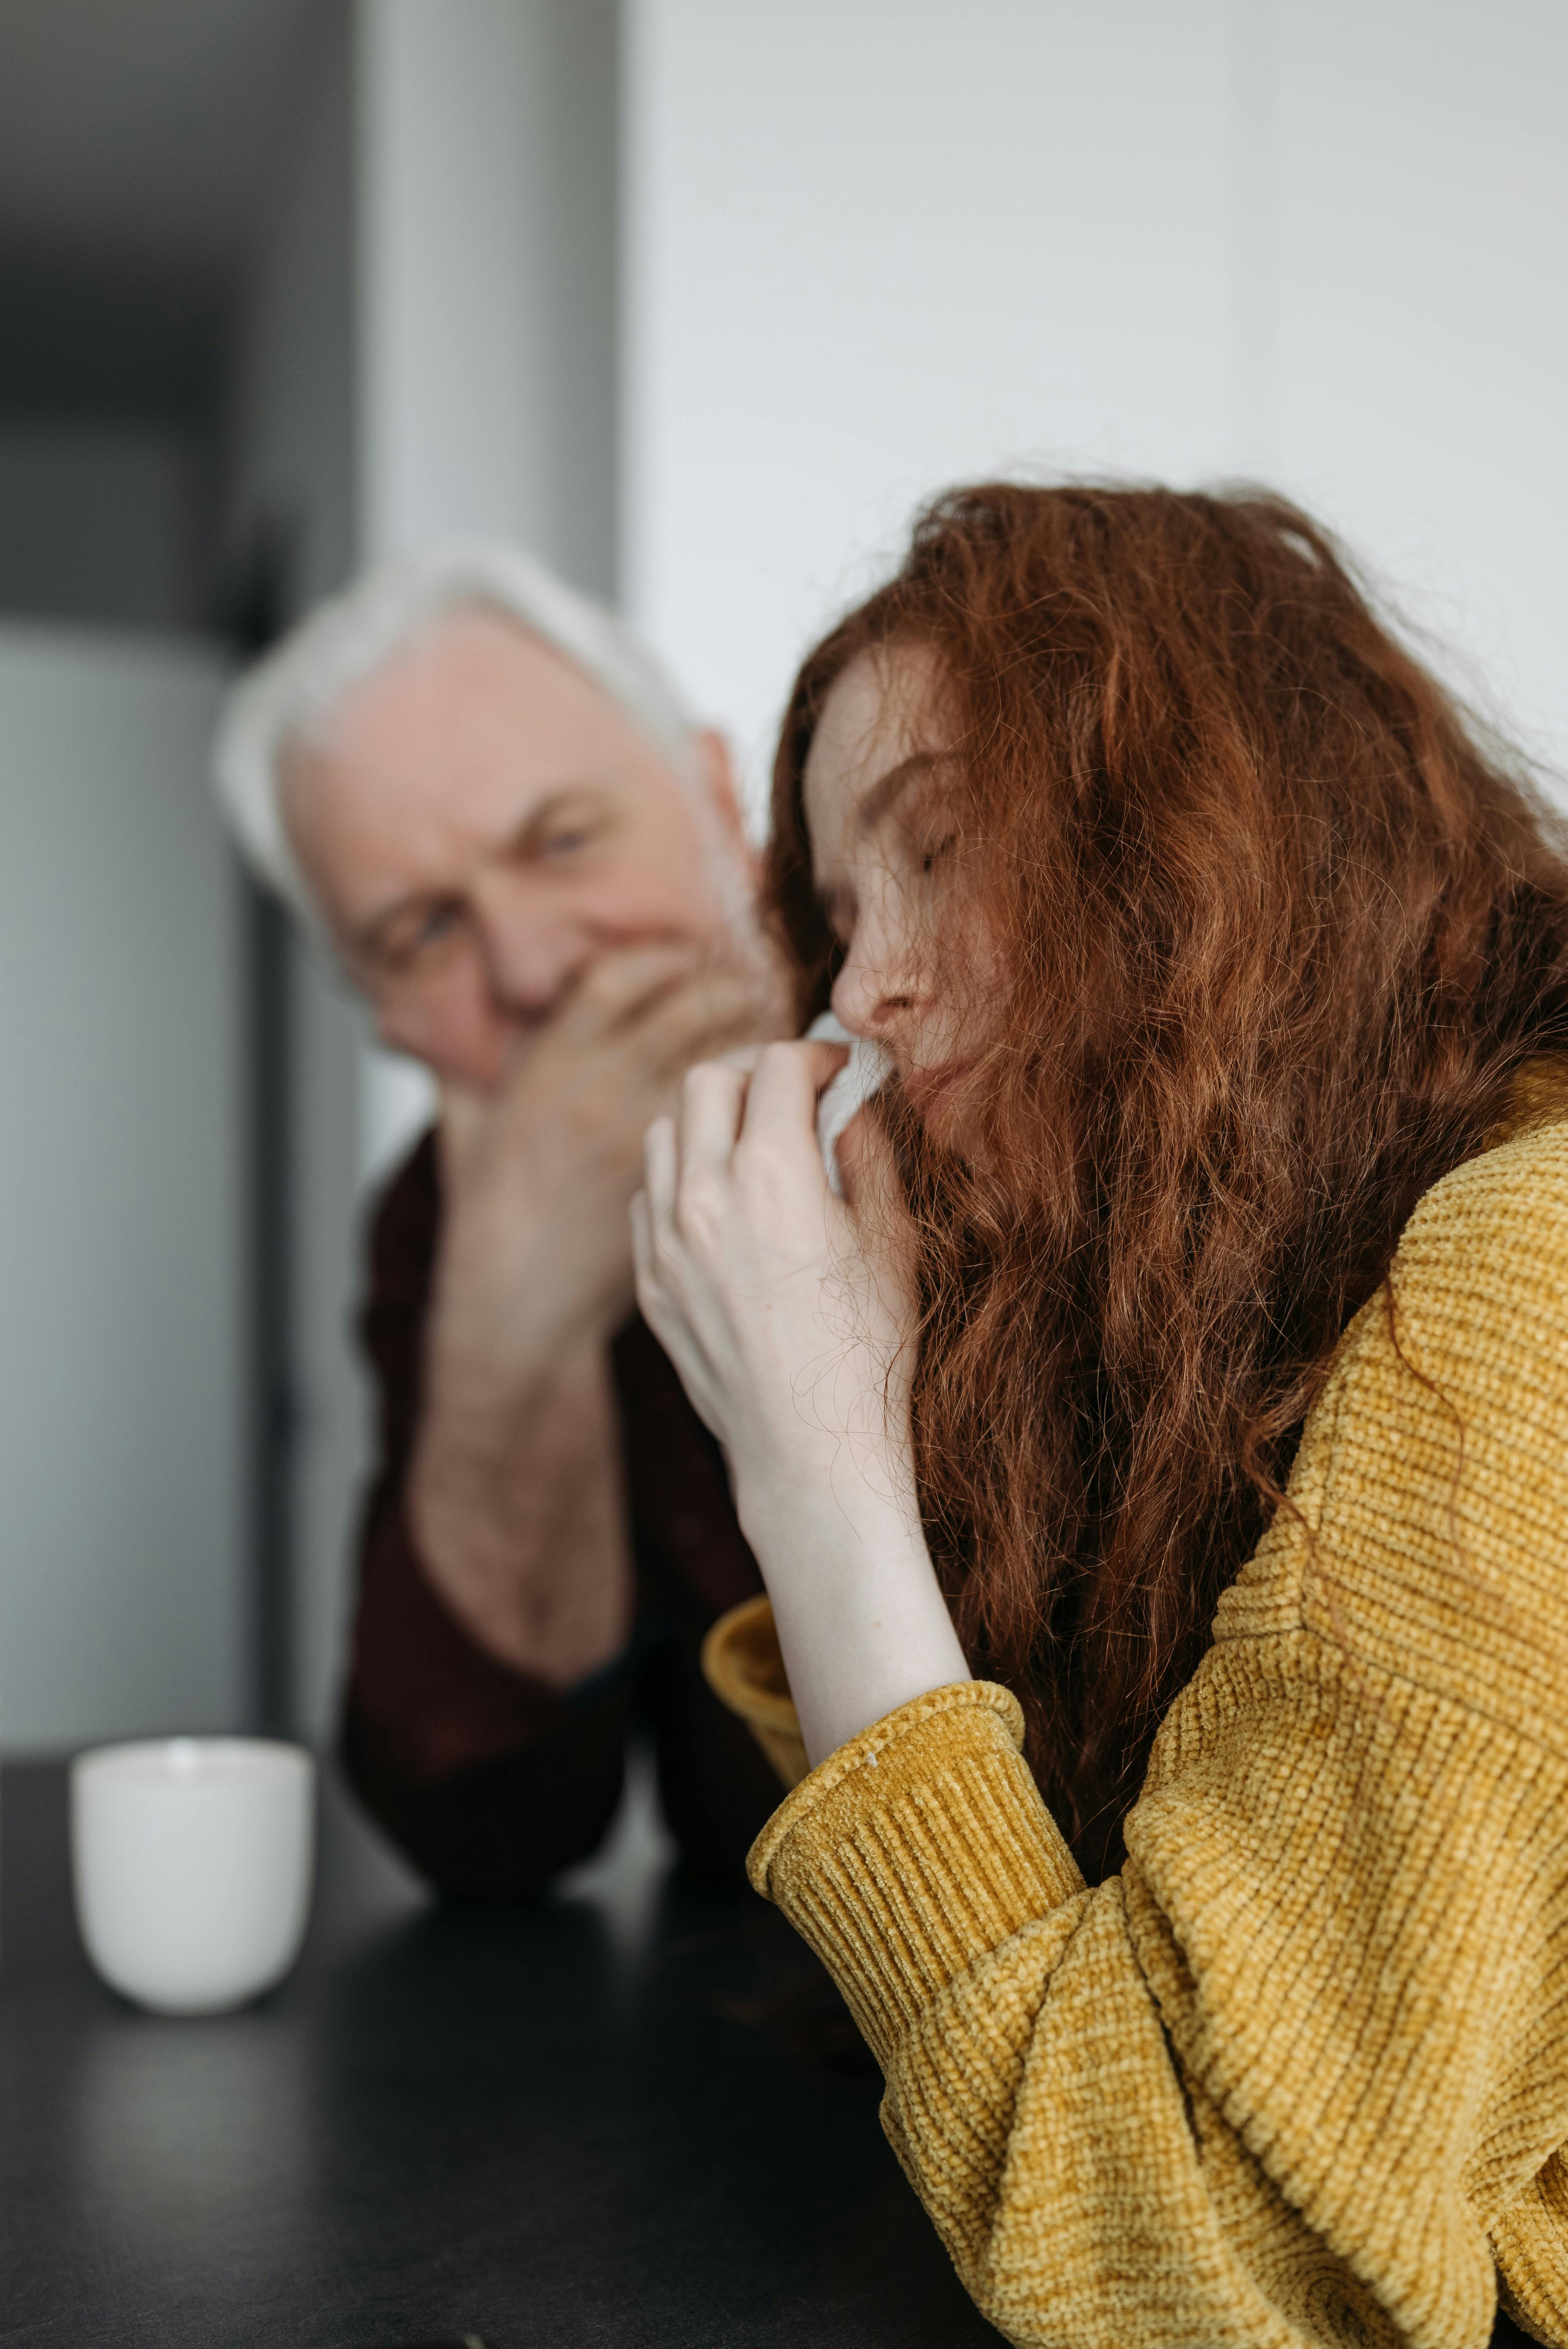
top-left (748, 1104), bottom-right (1568, 2349)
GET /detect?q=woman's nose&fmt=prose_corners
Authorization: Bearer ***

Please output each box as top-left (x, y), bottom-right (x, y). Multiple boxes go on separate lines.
top-left (830, 918), bottom-right (929, 1042)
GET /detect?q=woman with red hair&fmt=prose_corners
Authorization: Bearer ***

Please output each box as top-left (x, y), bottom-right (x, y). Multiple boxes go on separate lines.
top-left (633, 483), bottom-right (1568, 2347)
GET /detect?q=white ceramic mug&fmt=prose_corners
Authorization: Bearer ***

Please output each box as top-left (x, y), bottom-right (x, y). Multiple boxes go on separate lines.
top-left (70, 1737), bottom-right (316, 2016)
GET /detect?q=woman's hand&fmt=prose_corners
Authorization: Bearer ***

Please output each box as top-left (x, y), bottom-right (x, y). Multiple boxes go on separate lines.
top-left (634, 1040), bottom-right (908, 1494)
top-left (632, 1041), bottom-right (970, 1767)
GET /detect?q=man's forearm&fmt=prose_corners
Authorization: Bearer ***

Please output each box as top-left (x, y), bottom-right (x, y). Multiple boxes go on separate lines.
top-left (408, 1340), bottom-right (635, 1686)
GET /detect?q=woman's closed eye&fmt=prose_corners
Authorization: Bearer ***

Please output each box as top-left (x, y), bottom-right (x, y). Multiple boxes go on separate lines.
top-left (897, 776), bottom-right (960, 882)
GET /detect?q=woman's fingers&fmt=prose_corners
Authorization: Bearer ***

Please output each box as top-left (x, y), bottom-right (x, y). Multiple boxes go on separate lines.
top-left (832, 1102), bottom-right (918, 1320)
top-left (676, 1056), bottom-right (749, 1168)
top-left (833, 1102), bottom-right (898, 1211)
top-left (632, 1138), bottom-right (689, 1350)
top-left (837, 1103), bottom-right (911, 1257)
top-left (739, 1038), bottom-right (848, 1156)
top-left (631, 1178), bottom-right (708, 1414)
top-left (628, 1184), bottom-right (654, 1291)
top-left (640, 1042), bottom-right (854, 1316)
top-left (641, 1112), bottom-right (678, 1229)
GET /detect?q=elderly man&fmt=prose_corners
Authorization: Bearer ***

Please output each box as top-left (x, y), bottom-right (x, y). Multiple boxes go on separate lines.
top-left (215, 546), bottom-right (787, 1895)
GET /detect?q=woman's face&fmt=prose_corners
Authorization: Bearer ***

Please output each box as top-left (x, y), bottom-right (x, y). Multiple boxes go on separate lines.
top-left (803, 642), bottom-right (1002, 1140)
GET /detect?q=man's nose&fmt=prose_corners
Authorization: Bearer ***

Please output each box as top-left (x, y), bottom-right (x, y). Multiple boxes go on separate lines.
top-left (476, 902), bottom-right (590, 1022)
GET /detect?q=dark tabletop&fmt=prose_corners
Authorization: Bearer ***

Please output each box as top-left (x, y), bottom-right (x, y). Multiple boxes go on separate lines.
top-left (0, 1758), bottom-right (1541, 2349)
top-left (0, 1753), bottom-right (1000, 2349)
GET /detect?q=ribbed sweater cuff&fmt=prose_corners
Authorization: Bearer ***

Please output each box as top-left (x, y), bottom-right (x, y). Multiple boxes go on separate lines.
top-left (746, 1680), bottom-right (1085, 2069)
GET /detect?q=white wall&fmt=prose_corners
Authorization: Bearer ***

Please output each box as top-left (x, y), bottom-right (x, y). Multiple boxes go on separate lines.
top-left (1268, 0), bottom-right (1568, 780)
top-left (623, 0), bottom-right (1568, 818)
top-left (357, 0), bottom-right (619, 593)
top-left (0, 626), bottom-right (244, 1748)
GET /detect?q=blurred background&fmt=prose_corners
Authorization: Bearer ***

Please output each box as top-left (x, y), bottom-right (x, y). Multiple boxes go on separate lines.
top-left (0, 0), bottom-right (1563, 1758)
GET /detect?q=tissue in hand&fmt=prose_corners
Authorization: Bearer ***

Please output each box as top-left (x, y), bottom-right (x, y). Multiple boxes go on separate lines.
top-left (807, 1012), bottom-right (892, 1195)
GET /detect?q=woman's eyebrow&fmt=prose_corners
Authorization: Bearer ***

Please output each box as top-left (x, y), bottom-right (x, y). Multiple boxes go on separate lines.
top-left (857, 749), bottom-right (941, 832)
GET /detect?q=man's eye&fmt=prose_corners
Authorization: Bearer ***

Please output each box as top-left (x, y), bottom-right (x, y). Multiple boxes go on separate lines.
top-left (415, 902), bottom-right (461, 947)
top-left (541, 827), bottom-right (592, 858)
top-left (380, 901), bottom-right (463, 972)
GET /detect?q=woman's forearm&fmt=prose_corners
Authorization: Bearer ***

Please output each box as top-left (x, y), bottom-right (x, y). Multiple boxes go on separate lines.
top-left (631, 1044), bottom-right (970, 1766)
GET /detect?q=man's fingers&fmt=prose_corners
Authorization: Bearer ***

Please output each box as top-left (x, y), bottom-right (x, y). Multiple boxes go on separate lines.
top-left (558, 943), bottom-right (704, 1043)
top-left (638, 968), bottom-right (768, 1077)
top-left (562, 947), bottom-right (762, 1071)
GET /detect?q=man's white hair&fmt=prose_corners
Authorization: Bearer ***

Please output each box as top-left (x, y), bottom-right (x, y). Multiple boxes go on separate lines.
top-left (211, 540), bottom-right (701, 926)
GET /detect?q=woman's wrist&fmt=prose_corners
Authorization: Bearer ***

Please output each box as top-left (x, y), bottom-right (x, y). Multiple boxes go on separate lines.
top-left (730, 1414), bottom-right (925, 1608)
top-left (732, 1449), bottom-right (972, 1767)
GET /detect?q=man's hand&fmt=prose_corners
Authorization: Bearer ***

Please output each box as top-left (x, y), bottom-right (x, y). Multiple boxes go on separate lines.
top-left (436, 942), bottom-right (771, 1368)
top-left (409, 941), bottom-right (780, 1687)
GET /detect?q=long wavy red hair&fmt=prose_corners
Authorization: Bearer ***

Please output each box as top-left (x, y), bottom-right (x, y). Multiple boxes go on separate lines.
top-left (766, 483), bottom-right (1568, 1875)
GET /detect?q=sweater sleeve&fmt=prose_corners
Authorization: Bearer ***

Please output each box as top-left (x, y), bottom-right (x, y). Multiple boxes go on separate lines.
top-left (749, 1119), bottom-right (1568, 2349)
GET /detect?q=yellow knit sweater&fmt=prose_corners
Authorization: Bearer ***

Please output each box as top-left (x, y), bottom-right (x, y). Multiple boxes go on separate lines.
top-left (748, 1109), bottom-right (1568, 2349)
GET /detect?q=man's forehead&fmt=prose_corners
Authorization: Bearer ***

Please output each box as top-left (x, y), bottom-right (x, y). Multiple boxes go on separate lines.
top-left (278, 647), bottom-right (693, 940)
top-left (296, 621), bottom-right (677, 825)
top-left (320, 605), bottom-right (609, 752)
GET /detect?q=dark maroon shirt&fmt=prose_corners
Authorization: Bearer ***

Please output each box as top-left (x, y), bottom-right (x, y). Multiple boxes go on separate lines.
top-left (338, 1132), bottom-right (782, 1899)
